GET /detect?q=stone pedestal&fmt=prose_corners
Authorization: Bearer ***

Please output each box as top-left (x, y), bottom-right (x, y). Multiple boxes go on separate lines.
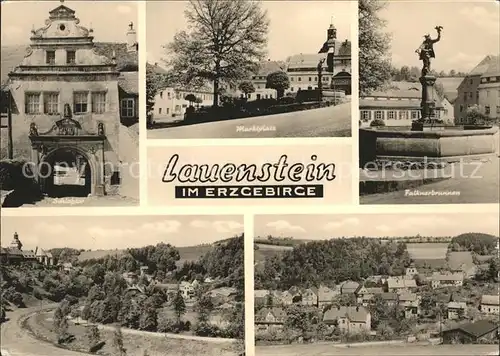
top-left (419, 74), bottom-right (437, 121)
top-left (411, 75), bottom-right (438, 131)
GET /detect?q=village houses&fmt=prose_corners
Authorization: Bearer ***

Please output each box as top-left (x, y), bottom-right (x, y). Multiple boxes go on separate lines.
top-left (480, 295), bottom-right (500, 315)
top-left (430, 272), bottom-right (464, 289)
top-left (447, 301), bottom-right (467, 320)
top-left (386, 276), bottom-right (418, 293)
top-left (323, 306), bottom-right (371, 333)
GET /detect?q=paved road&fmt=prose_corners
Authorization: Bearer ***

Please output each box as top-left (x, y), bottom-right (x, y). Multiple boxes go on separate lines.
top-left (361, 157), bottom-right (499, 204)
top-left (147, 103), bottom-right (351, 139)
top-left (0, 306), bottom-right (87, 356)
top-left (255, 343), bottom-right (499, 356)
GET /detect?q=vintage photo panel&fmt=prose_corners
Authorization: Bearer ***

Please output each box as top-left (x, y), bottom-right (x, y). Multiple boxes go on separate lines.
top-left (147, 143), bottom-right (353, 207)
top-left (358, 1), bottom-right (499, 204)
top-left (1, 214), bottom-right (245, 356)
top-left (1, 1), bottom-right (139, 208)
top-left (146, 1), bottom-right (353, 139)
top-left (253, 212), bottom-right (500, 355)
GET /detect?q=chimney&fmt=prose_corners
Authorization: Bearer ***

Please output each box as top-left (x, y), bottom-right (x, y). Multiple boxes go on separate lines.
top-left (126, 22), bottom-right (137, 52)
top-left (34, 246), bottom-right (38, 255)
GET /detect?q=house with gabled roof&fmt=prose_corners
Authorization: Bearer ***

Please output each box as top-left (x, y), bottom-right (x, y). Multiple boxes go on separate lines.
top-left (323, 306), bottom-right (371, 334)
top-left (447, 301), bottom-right (467, 320)
top-left (357, 286), bottom-right (384, 306)
top-left (480, 295), bottom-right (499, 315)
top-left (318, 285), bottom-right (340, 308)
top-left (430, 272), bottom-right (464, 289)
top-left (302, 287), bottom-right (318, 306)
top-left (398, 293), bottom-right (421, 319)
top-left (447, 252), bottom-right (477, 278)
top-left (255, 307), bottom-right (286, 333)
top-left (386, 277), bottom-right (417, 293)
top-left (442, 320), bottom-right (499, 344)
top-left (340, 281), bottom-right (360, 295)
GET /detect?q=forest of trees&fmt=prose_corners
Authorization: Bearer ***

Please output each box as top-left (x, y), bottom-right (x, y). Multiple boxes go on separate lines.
top-left (449, 233), bottom-right (498, 255)
top-left (391, 66), bottom-right (467, 82)
top-left (2, 235), bottom-right (245, 343)
top-left (255, 238), bottom-right (411, 290)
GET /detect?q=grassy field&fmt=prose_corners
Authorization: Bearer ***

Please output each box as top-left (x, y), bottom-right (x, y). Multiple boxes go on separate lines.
top-left (406, 243), bottom-right (449, 260)
top-left (27, 311), bottom-right (238, 356)
top-left (254, 243), bottom-right (293, 270)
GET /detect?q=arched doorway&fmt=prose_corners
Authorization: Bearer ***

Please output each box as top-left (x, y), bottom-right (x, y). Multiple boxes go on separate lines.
top-left (40, 148), bottom-right (92, 197)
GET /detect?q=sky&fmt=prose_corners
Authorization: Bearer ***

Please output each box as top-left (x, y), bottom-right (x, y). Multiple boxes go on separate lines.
top-left (1, 1), bottom-right (138, 45)
top-left (255, 213), bottom-right (500, 240)
top-left (381, 1), bottom-right (500, 72)
top-left (1, 215), bottom-right (243, 250)
top-left (146, 1), bottom-right (352, 65)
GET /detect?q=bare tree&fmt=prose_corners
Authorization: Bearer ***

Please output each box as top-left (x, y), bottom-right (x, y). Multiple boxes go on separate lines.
top-left (165, 0), bottom-right (269, 107)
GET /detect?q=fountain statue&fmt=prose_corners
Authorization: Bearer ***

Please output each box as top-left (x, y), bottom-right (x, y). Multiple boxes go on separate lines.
top-left (317, 58), bottom-right (325, 92)
top-left (413, 26), bottom-right (443, 131)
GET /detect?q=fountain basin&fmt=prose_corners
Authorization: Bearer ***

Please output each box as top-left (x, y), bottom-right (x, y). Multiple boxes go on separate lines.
top-left (360, 126), bottom-right (499, 164)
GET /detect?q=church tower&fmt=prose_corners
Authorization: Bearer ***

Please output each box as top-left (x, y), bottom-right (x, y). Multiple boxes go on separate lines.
top-left (10, 232), bottom-right (23, 250)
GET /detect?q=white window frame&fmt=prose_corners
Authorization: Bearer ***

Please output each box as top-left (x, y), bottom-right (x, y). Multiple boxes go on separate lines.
top-left (399, 111), bottom-right (407, 120)
top-left (73, 92), bottom-right (88, 114)
top-left (361, 110), bottom-right (370, 121)
top-left (44, 92), bottom-right (59, 115)
top-left (91, 92), bottom-right (106, 114)
top-left (375, 111), bottom-right (383, 120)
top-left (66, 50), bottom-right (76, 64)
top-left (388, 111), bottom-right (396, 120)
top-left (25, 92), bottom-right (41, 114)
top-left (120, 98), bottom-right (135, 118)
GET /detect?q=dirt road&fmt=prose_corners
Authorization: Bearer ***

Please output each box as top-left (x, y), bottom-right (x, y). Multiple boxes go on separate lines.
top-left (255, 343), bottom-right (499, 356)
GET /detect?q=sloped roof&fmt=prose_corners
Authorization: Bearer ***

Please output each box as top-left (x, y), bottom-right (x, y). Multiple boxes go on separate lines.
top-left (448, 301), bottom-right (467, 309)
top-left (255, 307), bottom-right (286, 323)
top-left (469, 55), bottom-right (498, 76)
top-left (380, 292), bottom-right (398, 301)
top-left (398, 292), bottom-right (418, 302)
top-left (340, 281), bottom-right (360, 293)
top-left (447, 320), bottom-right (498, 338)
top-left (387, 277), bottom-right (417, 289)
top-left (118, 72), bottom-right (138, 95)
top-left (481, 295), bottom-right (499, 305)
top-left (254, 60), bottom-right (286, 76)
top-left (146, 62), bottom-right (169, 75)
top-left (323, 306), bottom-right (369, 323)
top-left (432, 272), bottom-right (464, 281)
top-left (481, 56), bottom-right (500, 77)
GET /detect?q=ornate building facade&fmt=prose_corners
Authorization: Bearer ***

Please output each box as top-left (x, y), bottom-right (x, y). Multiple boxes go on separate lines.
top-left (1, 2), bottom-right (138, 198)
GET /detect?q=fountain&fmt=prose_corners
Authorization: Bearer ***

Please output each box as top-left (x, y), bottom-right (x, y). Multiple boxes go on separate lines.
top-left (360, 26), bottom-right (499, 165)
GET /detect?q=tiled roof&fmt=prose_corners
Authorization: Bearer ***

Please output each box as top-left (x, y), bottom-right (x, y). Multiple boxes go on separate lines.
top-left (387, 277), bottom-right (417, 289)
top-left (398, 293), bottom-right (418, 302)
top-left (146, 62), bottom-right (169, 75)
top-left (359, 98), bottom-right (421, 109)
top-left (469, 55), bottom-right (498, 76)
top-left (448, 320), bottom-right (498, 338)
top-left (254, 60), bottom-right (287, 76)
top-left (255, 307), bottom-right (285, 323)
top-left (481, 56), bottom-right (500, 77)
top-left (432, 272), bottom-right (464, 282)
top-left (340, 281), bottom-right (360, 293)
top-left (364, 287), bottom-right (383, 294)
top-left (2, 247), bottom-right (23, 256)
top-left (448, 301), bottom-right (467, 309)
top-left (481, 295), bottom-right (499, 306)
top-left (118, 72), bottom-right (138, 95)
top-left (323, 306), bottom-right (369, 323)
top-left (380, 292), bottom-right (398, 301)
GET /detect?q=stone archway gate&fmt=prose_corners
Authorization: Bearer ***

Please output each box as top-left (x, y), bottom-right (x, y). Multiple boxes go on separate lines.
top-left (29, 117), bottom-right (106, 196)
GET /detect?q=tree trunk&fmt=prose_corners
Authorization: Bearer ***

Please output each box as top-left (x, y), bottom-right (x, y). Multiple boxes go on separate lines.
top-left (213, 61), bottom-right (221, 107)
top-left (213, 79), bottom-right (219, 107)
top-left (277, 89), bottom-right (284, 99)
